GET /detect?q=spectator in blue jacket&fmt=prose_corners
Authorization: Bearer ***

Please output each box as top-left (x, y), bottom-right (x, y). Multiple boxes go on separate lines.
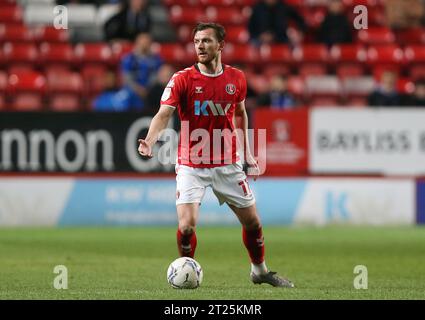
top-left (94, 32), bottom-right (163, 111)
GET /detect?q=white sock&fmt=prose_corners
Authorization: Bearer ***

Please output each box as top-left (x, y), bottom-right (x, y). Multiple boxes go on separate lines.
top-left (251, 262), bottom-right (268, 275)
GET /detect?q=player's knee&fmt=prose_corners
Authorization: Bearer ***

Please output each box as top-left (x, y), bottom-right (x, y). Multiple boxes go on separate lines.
top-left (243, 218), bottom-right (262, 231)
top-left (179, 225), bottom-right (196, 235)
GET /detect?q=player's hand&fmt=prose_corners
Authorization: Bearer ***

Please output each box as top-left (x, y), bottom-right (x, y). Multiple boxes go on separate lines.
top-left (138, 139), bottom-right (153, 158)
top-left (245, 153), bottom-right (259, 181)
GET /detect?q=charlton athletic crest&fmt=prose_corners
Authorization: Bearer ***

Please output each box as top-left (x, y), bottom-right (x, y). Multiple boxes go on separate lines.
top-left (226, 83), bottom-right (236, 95)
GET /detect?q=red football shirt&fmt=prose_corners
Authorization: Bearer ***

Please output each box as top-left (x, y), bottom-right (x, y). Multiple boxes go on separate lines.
top-left (160, 64), bottom-right (247, 168)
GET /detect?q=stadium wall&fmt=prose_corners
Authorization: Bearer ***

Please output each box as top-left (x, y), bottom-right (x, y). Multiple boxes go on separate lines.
top-left (0, 177), bottom-right (417, 226)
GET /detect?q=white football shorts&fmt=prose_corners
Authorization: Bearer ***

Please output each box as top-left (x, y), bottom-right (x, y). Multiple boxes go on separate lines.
top-left (175, 161), bottom-right (256, 208)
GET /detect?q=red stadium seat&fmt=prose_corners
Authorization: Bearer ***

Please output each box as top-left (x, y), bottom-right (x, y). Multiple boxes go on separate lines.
top-left (0, 4), bottom-right (22, 23)
top-left (49, 94), bottom-right (82, 112)
top-left (3, 42), bottom-right (38, 70)
top-left (47, 71), bottom-right (83, 95)
top-left (169, 6), bottom-right (205, 24)
top-left (310, 96), bottom-right (341, 107)
top-left (225, 26), bottom-right (250, 44)
top-left (176, 25), bottom-right (193, 43)
top-left (81, 65), bottom-right (110, 95)
top-left (153, 43), bottom-right (187, 64)
top-left (330, 44), bottom-right (367, 63)
top-left (367, 45), bottom-right (404, 66)
top-left (336, 64), bottom-right (365, 79)
top-left (8, 71), bottom-right (46, 93)
top-left (404, 46), bottom-right (425, 64)
top-left (397, 29), bottom-right (425, 45)
top-left (357, 27), bottom-right (395, 45)
top-left (259, 44), bottom-right (292, 64)
top-left (204, 6), bottom-right (250, 25)
top-left (74, 43), bottom-right (113, 65)
top-left (293, 44), bottom-right (329, 63)
top-left (10, 93), bottom-right (44, 111)
top-left (39, 43), bottom-right (74, 65)
top-left (33, 26), bottom-right (70, 43)
top-left (7, 71), bottom-right (46, 111)
top-left (299, 63), bottom-right (327, 78)
top-left (222, 43), bottom-right (259, 64)
top-left (397, 78), bottom-right (415, 95)
top-left (263, 64), bottom-right (291, 78)
top-left (0, 24), bottom-right (33, 42)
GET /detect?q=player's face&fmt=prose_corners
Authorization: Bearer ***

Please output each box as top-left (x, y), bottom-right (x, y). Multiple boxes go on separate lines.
top-left (193, 29), bottom-right (223, 64)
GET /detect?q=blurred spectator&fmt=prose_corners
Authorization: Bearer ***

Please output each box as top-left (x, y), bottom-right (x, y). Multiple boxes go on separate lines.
top-left (402, 78), bottom-right (425, 106)
top-left (385, 0), bottom-right (425, 29)
top-left (318, 0), bottom-right (353, 47)
top-left (248, 0), bottom-right (307, 45)
top-left (368, 71), bottom-right (402, 107)
top-left (93, 32), bottom-right (163, 111)
top-left (104, 0), bottom-right (152, 41)
top-left (146, 64), bottom-right (175, 113)
top-left (256, 75), bottom-right (296, 109)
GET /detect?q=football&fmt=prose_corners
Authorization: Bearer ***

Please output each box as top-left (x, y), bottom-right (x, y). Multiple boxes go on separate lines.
top-left (167, 257), bottom-right (203, 289)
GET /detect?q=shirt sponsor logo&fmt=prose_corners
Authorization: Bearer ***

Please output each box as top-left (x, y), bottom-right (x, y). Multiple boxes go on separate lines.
top-left (194, 100), bottom-right (231, 116)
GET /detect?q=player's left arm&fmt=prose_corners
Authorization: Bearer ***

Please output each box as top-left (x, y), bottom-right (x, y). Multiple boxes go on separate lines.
top-left (234, 101), bottom-right (259, 180)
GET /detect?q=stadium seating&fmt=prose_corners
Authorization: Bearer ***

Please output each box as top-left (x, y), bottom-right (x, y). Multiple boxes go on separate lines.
top-left (49, 93), bottom-right (81, 112)
top-left (7, 71), bottom-right (46, 111)
top-left (3, 42), bottom-right (38, 71)
top-left (259, 45), bottom-right (292, 64)
top-left (0, 3), bottom-right (23, 24)
top-left (0, 24), bottom-right (33, 42)
top-left (39, 43), bottom-right (74, 66)
top-left (74, 43), bottom-right (114, 67)
top-left (357, 27), bottom-right (396, 45)
top-left (0, 0), bottom-right (423, 111)
top-left (397, 28), bottom-right (425, 45)
top-left (33, 26), bottom-right (70, 43)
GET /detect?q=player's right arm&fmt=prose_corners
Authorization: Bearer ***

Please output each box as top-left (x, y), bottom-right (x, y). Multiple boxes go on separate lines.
top-left (138, 105), bottom-right (175, 157)
top-left (138, 71), bottom-right (185, 157)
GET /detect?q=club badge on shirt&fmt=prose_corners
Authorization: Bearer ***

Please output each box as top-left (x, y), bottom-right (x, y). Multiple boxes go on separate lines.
top-left (226, 84), bottom-right (236, 95)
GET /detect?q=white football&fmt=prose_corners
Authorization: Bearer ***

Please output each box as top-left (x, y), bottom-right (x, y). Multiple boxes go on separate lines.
top-left (167, 257), bottom-right (203, 289)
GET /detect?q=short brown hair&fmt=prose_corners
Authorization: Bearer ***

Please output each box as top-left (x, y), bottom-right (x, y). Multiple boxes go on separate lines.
top-left (192, 22), bottom-right (226, 42)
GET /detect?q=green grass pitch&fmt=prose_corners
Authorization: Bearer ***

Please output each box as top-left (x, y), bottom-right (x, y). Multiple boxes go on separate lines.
top-left (1, 226), bottom-right (425, 299)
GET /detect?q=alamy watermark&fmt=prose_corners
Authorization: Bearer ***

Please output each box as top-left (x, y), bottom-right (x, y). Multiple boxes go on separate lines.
top-left (53, 6), bottom-right (68, 30)
top-left (53, 265), bottom-right (68, 289)
top-left (153, 121), bottom-right (267, 176)
top-left (353, 5), bottom-right (368, 30)
top-left (353, 265), bottom-right (368, 289)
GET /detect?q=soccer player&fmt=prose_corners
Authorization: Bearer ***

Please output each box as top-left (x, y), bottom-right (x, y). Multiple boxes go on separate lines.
top-left (138, 22), bottom-right (294, 288)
